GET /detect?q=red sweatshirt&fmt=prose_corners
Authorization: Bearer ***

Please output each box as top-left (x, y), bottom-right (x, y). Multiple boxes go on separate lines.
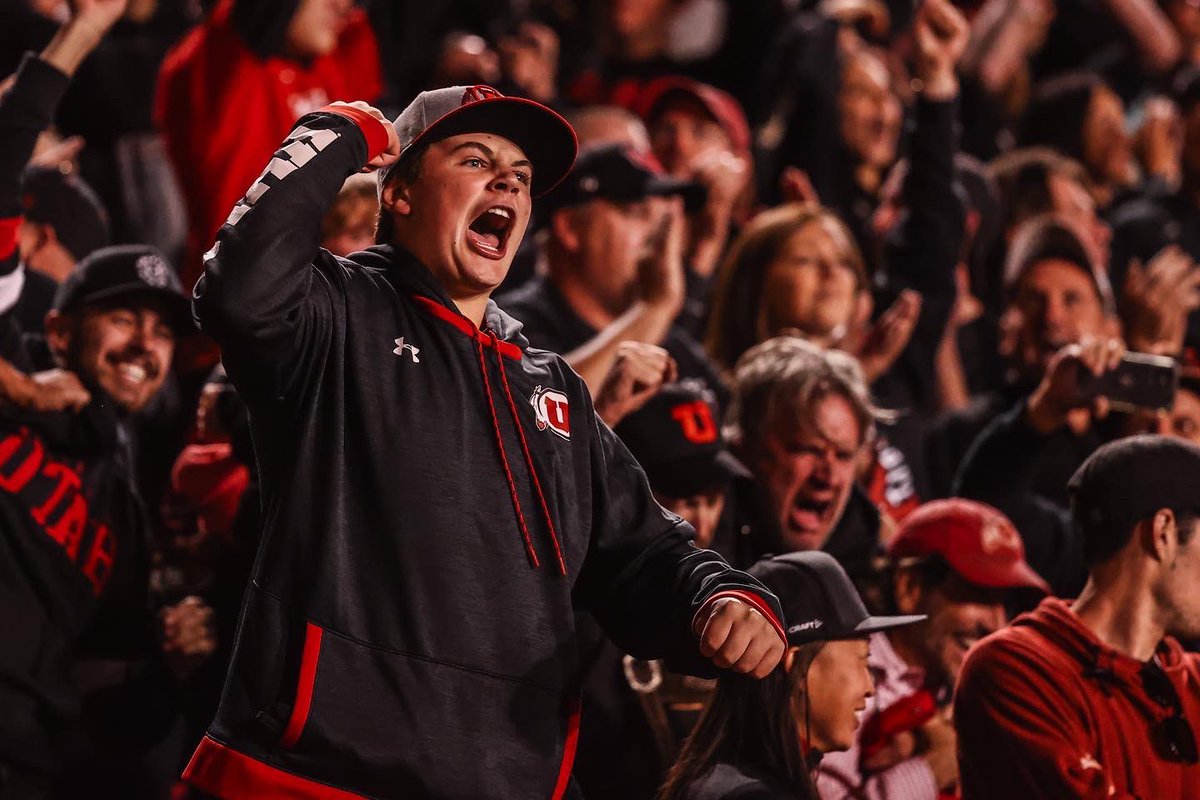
top-left (155, 0), bottom-right (381, 289)
top-left (955, 597), bottom-right (1200, 800)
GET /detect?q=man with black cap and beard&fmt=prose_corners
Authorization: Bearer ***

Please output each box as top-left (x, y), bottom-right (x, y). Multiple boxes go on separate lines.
top-left (182, 83), bottom-right (788, 799)
top-left (0, 5), bottom-right (215, 796)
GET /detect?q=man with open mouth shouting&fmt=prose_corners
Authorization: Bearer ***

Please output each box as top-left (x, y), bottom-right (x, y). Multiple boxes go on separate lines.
top-left (182, 85), bottom-right (788, 799)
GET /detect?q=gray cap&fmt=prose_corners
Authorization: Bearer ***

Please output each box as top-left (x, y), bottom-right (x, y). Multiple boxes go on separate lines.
top-left (380, 84), bottom-right (577, 197)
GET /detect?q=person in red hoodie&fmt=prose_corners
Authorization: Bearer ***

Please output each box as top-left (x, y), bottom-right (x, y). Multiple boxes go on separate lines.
top-left (955, 434), bottom-right (1200, 800)
top-left (155, 0), bottom-right (381, 289)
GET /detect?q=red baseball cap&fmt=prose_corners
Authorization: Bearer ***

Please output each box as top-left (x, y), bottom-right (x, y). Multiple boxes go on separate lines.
top-left (888, 499), bottom-right (1052, 594)
top-left (638, 76), bottom-right (751, 154)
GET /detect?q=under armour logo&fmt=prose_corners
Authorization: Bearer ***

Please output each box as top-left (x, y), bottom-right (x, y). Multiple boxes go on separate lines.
top-left (393, 337), bottom-right (420, 363)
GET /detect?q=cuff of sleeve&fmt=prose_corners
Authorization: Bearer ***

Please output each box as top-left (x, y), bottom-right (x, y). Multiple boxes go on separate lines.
top-left (321, 104), bottom-right (391, 164)
top-left (14, 54), bottom-right (72, 113)
top-left (0, 217), bottom-right (22, 265)
top-left (694, 589), bottom-right (788, 646)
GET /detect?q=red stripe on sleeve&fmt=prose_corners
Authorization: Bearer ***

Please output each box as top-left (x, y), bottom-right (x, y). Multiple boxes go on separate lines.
top-left (694, 589), bottom-right (788, 647)
top-left (551, 698), bottom-right (582, 800)
top-left (320, 105), bottom-right (391, 163)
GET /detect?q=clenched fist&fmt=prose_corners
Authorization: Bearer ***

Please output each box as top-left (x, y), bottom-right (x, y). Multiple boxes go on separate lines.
top-left (694, 597), bottom-right (786, 678)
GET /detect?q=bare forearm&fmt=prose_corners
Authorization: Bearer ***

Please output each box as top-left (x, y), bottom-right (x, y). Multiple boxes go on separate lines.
top-left (935, 331), bottom-right (971, 411)
top-left (964, 0), bottom-right (1033, 94)
top-left (40, 17), bottom-right (107, 77)
top-left (1104, 0), bottom-right (1182, 73)
top-left (0, 357), bottom-right (33, 407)
top-left (565, 301), bottom-right (677, 394)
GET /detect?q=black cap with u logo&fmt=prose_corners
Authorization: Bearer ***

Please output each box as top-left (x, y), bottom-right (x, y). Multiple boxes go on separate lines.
top-left (615, 381), bottom-right (750, 498)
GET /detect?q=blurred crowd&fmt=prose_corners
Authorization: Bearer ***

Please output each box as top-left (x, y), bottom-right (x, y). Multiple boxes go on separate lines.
top-left (3, 0), bottom-right (1200, 798)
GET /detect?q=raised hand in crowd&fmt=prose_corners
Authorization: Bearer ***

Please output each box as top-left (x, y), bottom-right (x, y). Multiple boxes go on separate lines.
top-left (1122, 245), bottom-right (1200, 354)
top-left (848, 288), bottom-right (923, 381)
top-left (820, 0), bottom-right (892, 42)
top-left (498, 22), bottom-right (559, 105)
top-left (914, 0), bottom-right (971, 100)
top-left (1136, 96), bottom-right (1184, 188)
top-left (1027, 334), bottom-right (1126, 434)
top-left (42, 0), bottom-right (129, 76)
top-left (779, 166), bottom-right (821, 204)
top-left (159, 595), bottom-right (218, 681)
top-left (0, 363), bottom-right (91, 413)
top-left (638, 197), bottom-right (689, 317)
top-left (594, 341), bottom-right (678, 427)
top-left (690, 147), bottom-right (752, 279)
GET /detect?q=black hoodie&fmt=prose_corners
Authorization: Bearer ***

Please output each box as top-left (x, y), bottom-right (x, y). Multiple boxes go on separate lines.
top-left (182, 108), bottom-right (785, 799)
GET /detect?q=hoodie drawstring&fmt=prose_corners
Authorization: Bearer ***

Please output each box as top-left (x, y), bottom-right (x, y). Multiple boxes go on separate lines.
top-left (487, 331), bottom-right (567, 575)
top-left (474, 336), bottom-right (542, 570)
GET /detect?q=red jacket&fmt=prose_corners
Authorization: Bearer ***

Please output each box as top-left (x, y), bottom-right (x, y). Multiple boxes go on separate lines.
top-left (955, 597), bottom-right (1200, 800)
top-left (155, 0), bottom-right (381, 289)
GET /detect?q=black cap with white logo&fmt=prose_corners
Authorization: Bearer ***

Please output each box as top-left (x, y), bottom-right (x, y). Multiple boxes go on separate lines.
top-left (749, 551), bottom-right (925, 646)
top-left (53, 244), bottom-right (194, 335)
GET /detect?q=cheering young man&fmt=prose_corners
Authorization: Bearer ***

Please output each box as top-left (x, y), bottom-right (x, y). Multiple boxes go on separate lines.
top-left (181, 87), bottom-right (787, 799)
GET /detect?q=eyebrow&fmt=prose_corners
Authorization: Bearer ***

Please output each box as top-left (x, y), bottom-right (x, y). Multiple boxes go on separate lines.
top-left (450, 141), bottom-right (533, 171)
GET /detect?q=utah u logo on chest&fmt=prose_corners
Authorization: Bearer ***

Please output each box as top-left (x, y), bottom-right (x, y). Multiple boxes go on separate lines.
top-left (530, 386), bottom-right (570, 440)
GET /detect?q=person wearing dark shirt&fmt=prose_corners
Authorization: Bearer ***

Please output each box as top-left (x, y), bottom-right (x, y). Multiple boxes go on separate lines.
top-left (713, 337), bottom-right (887, 597)
top-left (956, 436), bottom-right (1200, 799)
top-left (0, 6), bottom-right (210, 793)
top-left (497, 143), bottom-right (727, 406)
top-left (180, 84), bottom-right (787, 798)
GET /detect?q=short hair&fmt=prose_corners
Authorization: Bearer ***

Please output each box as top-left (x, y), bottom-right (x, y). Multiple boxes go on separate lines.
top-left (1003, 214), bottom-right (1114, 313)
top-left (1019, 72), bottom-right (1104, 162)
top-left (375, 139), bottom-right (433, 245)
top-left (705, 203), bottom-right (867, 372)
top-left (727, 336), bottom-right (887, 454)
top-left (1081, 509), bottom-right (1200, 566)
top-left (988, 147), bottom-right (1088, 234)
top-left (323, 173), bottom-right (378, 243)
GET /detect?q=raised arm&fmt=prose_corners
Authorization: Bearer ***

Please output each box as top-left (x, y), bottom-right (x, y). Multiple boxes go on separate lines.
top-left (192, 102), bottom-right (396, 401)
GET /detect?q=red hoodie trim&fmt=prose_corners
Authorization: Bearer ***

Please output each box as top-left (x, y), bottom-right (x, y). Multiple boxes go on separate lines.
top-left (320, 105), bottom-right (391, 163)
top-left (412, 294), bottom-right (523, 360)
top-left (0, 216), bottom-right (22, 262)
top-left (183, 735), bottom-right (367, 799)
top-left (551, 698), bottom-right (582, 800)
top-left (279, 622), bottom-right (323, 749)
top-left (693, 590), bottom-right (788, 647)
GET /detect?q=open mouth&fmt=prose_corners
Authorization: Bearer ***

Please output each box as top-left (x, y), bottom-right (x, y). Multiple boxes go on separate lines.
top-left (788, 494), bottom-right (833, 533)
top-left (466, 205), bottom-right (516, 260)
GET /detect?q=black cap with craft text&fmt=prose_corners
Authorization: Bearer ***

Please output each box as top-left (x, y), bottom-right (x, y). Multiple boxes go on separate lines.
top-left (749, 551), bottom-right (925, 646)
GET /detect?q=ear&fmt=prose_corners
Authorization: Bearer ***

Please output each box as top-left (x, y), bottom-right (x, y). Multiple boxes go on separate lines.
top-left (379, 178), bottom-right (413, 218)
top-left (784, 646), bottom-right (798, 673)
top-left (892, 566), bottom-right (925, 615)
top-left (1147, 509), bottom-right (1178, 564)
top-left (43, 310), bottom-right (72, 362)
top-left (998, 306), bottom-right (1023, 358)
top-left (550, 208), bottom-right (581, 254)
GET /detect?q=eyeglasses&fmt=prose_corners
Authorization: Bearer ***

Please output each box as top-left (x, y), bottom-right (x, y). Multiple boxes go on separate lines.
top-left (1141, 661), bottom-right (1199, 764)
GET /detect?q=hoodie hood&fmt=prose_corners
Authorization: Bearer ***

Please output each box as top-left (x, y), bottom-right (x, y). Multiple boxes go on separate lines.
top-left (354, 243), bottom-right (532, 351)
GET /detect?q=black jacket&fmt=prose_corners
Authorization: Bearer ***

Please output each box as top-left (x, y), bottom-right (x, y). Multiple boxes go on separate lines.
top-left (953, 401), bottom-right (1099, 596)
top-left (684, 762), bottom-right (801, 800)
top-left (183, 108), bottom-right (785, 800)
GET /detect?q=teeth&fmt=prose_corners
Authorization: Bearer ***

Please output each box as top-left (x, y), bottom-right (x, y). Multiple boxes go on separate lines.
top-left (120, 363), bottom-right (147, 383)
top-left (486, 207), bottom-right (512, 220)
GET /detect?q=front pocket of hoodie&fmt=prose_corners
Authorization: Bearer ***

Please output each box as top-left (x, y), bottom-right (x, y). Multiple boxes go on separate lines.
top-left (282, 628), bottom-right (576, 800)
